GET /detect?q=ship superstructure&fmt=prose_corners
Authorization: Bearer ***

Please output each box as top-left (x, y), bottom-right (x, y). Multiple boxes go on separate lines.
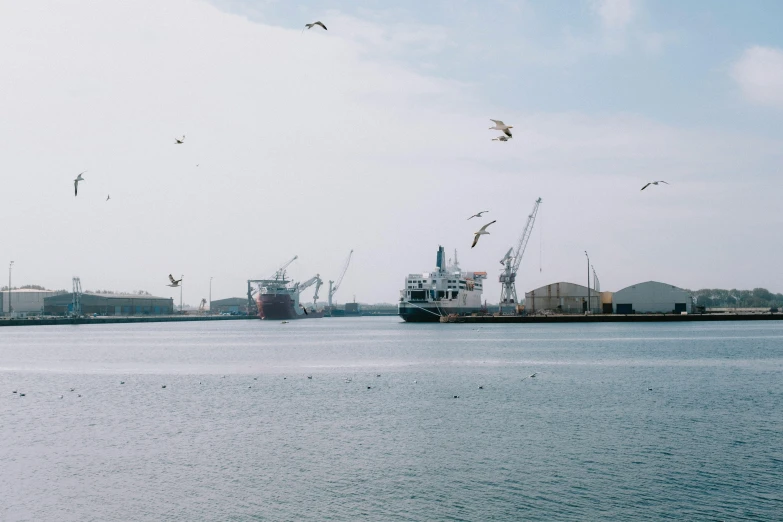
top-left (398, 246), bottom-right (486, 322)
top-left (249, 256), bottom-right (324, 320)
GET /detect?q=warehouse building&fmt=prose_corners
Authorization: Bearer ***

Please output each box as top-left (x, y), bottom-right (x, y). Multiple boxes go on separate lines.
top-left (3, 289), bottom-right (58, 316)
top-left (210, 297), bottom-right (247, 314)
top-left (44, 292), bottom-right (174, 316)
top-left (525, 282), bottom-right (602, 314)
top-left (612, 281), bottom-right (692, 314)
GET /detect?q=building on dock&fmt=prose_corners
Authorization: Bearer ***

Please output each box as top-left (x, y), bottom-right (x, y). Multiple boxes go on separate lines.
top-left (524, 282), bottom-right (602, 314)
top-left (612, 281), bottom-right (692, 314)
top-left (2, 289), bottom-right (58, 317)
top-left (210, 297), bottom-right (248, 314)
top-left (44, 292), bottom-right (174, 316)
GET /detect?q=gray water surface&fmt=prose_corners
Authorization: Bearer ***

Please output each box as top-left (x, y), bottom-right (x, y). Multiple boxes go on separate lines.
top-left (1, 318), bottom-right (782, 520)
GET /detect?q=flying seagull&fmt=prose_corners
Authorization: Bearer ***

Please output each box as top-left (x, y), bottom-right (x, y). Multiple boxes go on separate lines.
top-left (641, 180), bottom-right (669, 191)
top-left (468, 211), bottom-right (489, 220)
top-left (74, 171), bottom-right (86, 196)
top-left (174, 135), bottom-right (185, 144)
top-left (492, 135), bottom-right (510, 142)
top-left (300, 304), bottom-right (308, 315)
top-left (304, 21), bottom-right (327, 31)
top-left (106, 194), bottom-right (110, 201)
top-left (489, 119), bottom-right (513, 138)
top-left (167, 274), bottom-right (182, 287)
top-left (471, 220), bottom-right (496, 248)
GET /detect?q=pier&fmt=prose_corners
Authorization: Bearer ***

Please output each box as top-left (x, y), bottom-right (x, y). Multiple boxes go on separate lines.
top-left (439, 312), bottom-right (783, 324)
top-left (0, 315), bottom-right (255, 328)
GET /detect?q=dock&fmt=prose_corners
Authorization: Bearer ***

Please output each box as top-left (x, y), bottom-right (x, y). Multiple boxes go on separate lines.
top-left (0, 315), bottom-right (255, 328)
top-left (439, 313), bottom-right (783, 323)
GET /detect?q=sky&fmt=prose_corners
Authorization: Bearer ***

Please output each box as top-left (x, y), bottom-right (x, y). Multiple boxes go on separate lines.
top-left (0, 0), bottom-right (781, 306)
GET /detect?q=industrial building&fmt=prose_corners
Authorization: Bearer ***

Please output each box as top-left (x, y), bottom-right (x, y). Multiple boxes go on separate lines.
top-left (44, 292), bottom-right (174, 316)
top-left (210, 297), bottom-right (247, 314)
top-left (525, 282), bottom-right (602, 314)
top-left (612, 281), bottom-right (692, 314)
top-left (3, 289), bottom-right (58, 316)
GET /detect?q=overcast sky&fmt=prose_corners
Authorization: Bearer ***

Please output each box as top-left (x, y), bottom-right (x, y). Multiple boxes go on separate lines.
top-left (1, 0), bottom-right (781, 305)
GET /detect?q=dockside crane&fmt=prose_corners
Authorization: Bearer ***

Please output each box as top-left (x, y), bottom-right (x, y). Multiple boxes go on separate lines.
top-left (295, 274), bottom-right (323, 307)
top-left (499, 198), bottom-right (542, 314)
top-left (328, 250), bottom-right (353, 309)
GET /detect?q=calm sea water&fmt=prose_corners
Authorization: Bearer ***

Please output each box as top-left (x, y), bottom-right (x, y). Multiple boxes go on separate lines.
top-left (1, 318), bottom-right (782, 521)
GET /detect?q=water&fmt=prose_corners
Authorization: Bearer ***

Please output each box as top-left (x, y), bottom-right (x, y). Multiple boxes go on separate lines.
top-left (1, 318), bottom-right (782, 521)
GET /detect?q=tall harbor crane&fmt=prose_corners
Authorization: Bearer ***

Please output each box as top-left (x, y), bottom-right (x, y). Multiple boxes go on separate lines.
top-left (328, 250), bottom-right (353, 309)
top-left (499, 197), bottom-right (542, 314)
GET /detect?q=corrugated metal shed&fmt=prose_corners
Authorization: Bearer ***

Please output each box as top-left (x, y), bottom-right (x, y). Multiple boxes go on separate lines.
top-left (524, 282), bottom-right (600, 314)
top-left (612, 281), bottom-right (692, 314)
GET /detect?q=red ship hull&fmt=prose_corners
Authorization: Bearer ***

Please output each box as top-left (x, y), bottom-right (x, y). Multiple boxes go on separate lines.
top-left (256, 293), bottom-right (324, 320)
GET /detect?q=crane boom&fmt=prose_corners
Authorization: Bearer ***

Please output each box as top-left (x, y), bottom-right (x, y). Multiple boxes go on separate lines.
top-left (499, 197), bottom-right (542, 314)
top-left (273, 255), bottom-right (298, 279)
top-left (296, 274), bottom-right (321, 294)
top-left (511, 198), bottom-right (542, 274)
top-left (328, 250), bottom-right (353, 308)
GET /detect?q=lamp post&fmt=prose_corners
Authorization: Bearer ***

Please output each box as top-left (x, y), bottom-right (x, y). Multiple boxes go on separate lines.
top-left (584, 251), bottom-right (590, 314)
top-left (8, 261), bottom-right (14, 315)
top-left (209, 276), bottom-right (213, 315)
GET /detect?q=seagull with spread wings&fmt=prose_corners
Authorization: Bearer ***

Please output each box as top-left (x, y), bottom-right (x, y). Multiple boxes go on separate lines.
top-left (74, 171), bottom-right (86, 196)
top-left (304, 21), bottom-right (327, 31)
top-left (174, 135), bottom-right (185, 144)
top-left (492, 135), bottom-right (510, 141)
top-left (489, 119), bottom-right (513, 138)
top-left (468, 211), bottom-right (489, 220)
top-left (167, 274), bottom-right (182, 287)
top-left (471, 220), bottom-right (496, 248)
top-left (641, 181), bottom-right (669, 191)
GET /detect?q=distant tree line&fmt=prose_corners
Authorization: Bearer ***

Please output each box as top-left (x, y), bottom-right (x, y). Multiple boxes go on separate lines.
top-left (689, 288), bottom-right (783, 308)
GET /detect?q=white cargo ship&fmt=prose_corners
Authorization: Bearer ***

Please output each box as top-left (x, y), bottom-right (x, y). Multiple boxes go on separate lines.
top-left (398, 246), bottom-right (486, 322)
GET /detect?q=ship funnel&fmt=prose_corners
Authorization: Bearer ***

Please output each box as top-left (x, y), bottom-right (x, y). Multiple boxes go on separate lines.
top-left (436, 245), bottom-right (445, 272)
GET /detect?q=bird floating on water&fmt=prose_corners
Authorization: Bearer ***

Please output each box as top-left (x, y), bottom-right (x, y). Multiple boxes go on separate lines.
top-left (74, 171), bottom-right (86, 196)
top-left (161, 385), bottom-right (166, 389)
top-left (167, 274), bottom-right (182, 287)
top-left (467, 210), bottom-right (489, 220)
top-left (641, 180), bottom-right (669, 191)
top-left (174, 135), bottom-right (185, 144)
top-left (471, 220), bottom-right (496, 248)
top-left (304, 21), bottom-right (327, 31)
top-left (489, 119), bottom-right (513, 138)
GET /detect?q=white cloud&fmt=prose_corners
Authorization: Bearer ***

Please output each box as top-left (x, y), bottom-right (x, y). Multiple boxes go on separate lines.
top-left (732, 45), bottom-right (783, 109)
top-left (0, 1), bottom-right (780, 305)
top-left (592, 0), bottom-right (635, 30)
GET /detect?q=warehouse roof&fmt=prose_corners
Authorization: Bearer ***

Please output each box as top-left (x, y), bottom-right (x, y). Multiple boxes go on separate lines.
top-left (44, 292), bottom-right (172, 300)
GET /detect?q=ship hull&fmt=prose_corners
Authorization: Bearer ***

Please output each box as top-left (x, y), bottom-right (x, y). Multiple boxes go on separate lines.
top-left (398, 303), bottom-right (481, 323)
top-left (256, 293), bottom-right (324, 320)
